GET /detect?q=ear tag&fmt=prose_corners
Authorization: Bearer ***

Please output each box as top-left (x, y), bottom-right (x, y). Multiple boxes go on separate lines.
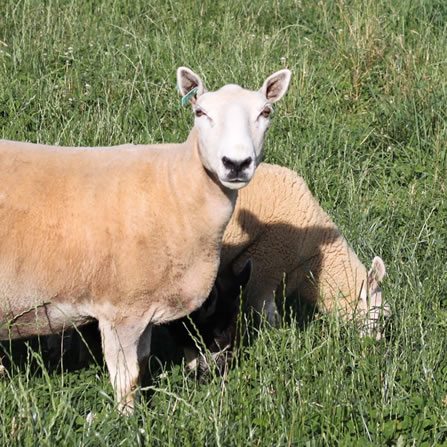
top-left (181, 87), bottom-right (198, 106)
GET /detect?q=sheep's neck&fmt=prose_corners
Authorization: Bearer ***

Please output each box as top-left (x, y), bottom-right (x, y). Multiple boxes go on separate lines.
top-left (175, 127), bottom-right (238, 230)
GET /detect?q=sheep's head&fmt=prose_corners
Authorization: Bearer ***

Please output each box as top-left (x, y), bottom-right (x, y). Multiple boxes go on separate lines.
top-left (167, 259), bottom-right (252, 379)
top-left (177, 67), bottom-right (291, 190)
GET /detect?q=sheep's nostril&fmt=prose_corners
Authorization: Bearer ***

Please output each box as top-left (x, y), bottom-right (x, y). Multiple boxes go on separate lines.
top-left (222, 156), bottom-right (253, 174)
top-left (221, 156), bottom-right (235, 171)
top-left (240, 157), bottom-right (252, 170)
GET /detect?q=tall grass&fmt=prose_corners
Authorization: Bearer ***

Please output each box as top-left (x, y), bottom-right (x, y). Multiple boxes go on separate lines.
top-left (1, 0), bottom-right (446, 445)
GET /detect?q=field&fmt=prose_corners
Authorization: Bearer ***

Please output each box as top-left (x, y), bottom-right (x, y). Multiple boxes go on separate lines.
top-left (1, 0), bottom-right (446, 445)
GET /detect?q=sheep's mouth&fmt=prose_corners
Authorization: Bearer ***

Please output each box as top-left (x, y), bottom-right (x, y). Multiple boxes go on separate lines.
top-left (220, 177), bottom-right (251, 190)
top-left (227, 177), bottom-right (248, 183)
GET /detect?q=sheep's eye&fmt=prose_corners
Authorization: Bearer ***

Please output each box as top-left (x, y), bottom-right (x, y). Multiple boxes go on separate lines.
top-left (195, 109), bottom-right (205, 118)
top-left (261, 107), bottom-right (272, 118)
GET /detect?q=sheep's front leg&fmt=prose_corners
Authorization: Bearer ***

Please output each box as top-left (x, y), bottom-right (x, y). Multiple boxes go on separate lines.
top-left (99, 318), bottom-right (152, 414)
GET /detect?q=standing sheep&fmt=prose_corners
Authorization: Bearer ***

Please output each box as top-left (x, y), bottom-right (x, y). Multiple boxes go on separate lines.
top-left (0, 67), bottom-right (291, 412)
top-left (220, 163), bottom-right (388, 337)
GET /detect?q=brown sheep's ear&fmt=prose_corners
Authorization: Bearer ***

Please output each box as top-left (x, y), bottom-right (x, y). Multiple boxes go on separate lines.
top-left (259, 69), bottom-right (291, 103)
top-left (177, 67), bottom-right (206, 105)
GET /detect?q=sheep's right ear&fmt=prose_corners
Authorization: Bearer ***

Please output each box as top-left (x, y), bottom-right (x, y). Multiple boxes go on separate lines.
top-left (177, 67), bottom-right (205, 105)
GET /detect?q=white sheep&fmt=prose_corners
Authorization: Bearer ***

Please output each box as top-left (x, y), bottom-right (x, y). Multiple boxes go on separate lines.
top-left (220, 163), bottom-right (389, 337)
top-left (0, 67), bottom-right (291, 412)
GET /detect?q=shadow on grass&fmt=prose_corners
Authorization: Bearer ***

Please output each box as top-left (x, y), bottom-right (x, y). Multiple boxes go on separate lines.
top-left (0, 293), bottom-right (317, 380)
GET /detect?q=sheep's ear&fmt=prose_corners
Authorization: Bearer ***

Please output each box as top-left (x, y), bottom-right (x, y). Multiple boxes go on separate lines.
top-left (177, 67), bottom-right (205, 105)
top-left (260, 69), bottom-right (291, 103)
top-left (368, 256), bottom-right (386, 291)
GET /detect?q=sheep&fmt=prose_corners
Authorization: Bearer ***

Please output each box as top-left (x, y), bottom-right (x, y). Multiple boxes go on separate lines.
top-left (220, 163), bottom-right (389, 337)
top-left (0, 66), bottom-right (291, 413)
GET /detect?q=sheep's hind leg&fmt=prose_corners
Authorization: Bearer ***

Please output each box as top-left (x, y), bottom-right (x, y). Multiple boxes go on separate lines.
top-left (99, 318), bottom-right (152, 414)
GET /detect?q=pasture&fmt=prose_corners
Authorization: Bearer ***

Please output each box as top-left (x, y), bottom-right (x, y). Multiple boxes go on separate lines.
top-left (0, 0), bottom-right (446, 445)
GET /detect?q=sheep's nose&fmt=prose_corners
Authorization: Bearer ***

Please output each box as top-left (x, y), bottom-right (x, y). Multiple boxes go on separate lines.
top-left (222, 156), bottom-right (253, 174)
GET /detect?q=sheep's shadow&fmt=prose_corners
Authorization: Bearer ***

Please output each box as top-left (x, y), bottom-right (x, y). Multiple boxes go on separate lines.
top-left (223, 209), bottom-right (345, 325)
top-left (0, 323), bottom-right (182, 377)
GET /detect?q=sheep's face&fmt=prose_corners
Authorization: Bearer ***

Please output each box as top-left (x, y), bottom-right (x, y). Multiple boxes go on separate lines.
top-left (177, 67), bottom-right (291, 190)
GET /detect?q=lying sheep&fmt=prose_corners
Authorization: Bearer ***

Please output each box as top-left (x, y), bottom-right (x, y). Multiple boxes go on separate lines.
top-left (220, 163), bottom-right (388, 337)
top-left (0, 67), bottom-right (291, 412)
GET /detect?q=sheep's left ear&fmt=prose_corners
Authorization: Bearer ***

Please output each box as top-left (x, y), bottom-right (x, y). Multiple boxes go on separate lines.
top-left (260, 69), bottom-right (291, 103)
top-left (177, 67), bottom-right (206, 105)
top-left (368, 256), bottom-right (386, 292)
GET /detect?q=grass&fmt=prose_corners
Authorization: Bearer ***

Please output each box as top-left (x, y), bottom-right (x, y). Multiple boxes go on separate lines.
top-left (1, 0), bottom-right (447, 445)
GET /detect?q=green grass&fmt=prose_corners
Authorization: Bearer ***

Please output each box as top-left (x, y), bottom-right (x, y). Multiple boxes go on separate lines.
top-left (1, 0), bottom-right (447, 445)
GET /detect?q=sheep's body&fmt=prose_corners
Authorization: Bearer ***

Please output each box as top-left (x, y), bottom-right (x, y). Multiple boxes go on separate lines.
top-left (221, 163), bottom-right (387, 331)
top-left (0, 131), bottom-right (233, 409)
top-left (0, 132), bottom-right (230, 337)
top-left (0, 67), bottom-right (291, 412)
